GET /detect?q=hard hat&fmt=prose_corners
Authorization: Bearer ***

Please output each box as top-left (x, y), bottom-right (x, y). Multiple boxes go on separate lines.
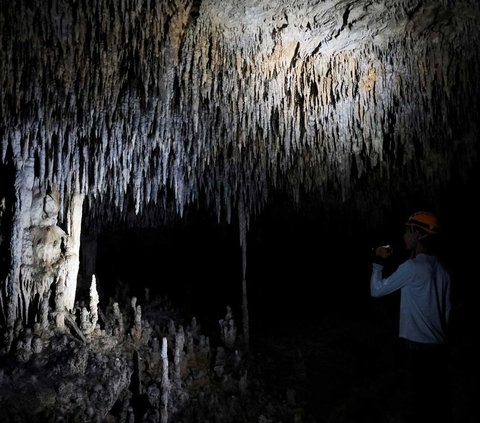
top-left (405, 211), bottom-right (440, 235)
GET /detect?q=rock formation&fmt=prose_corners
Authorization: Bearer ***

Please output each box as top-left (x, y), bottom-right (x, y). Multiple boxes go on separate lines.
top-left (1, 0), bottom-right (479, 421)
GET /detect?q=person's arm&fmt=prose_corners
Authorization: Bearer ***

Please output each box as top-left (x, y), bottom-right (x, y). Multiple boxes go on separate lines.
top-left (370, 260), bottom-right (413, 297)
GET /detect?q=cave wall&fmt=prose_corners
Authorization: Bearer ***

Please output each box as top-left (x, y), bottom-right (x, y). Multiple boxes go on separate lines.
top-left (1, 0), bottom-right (480, 336)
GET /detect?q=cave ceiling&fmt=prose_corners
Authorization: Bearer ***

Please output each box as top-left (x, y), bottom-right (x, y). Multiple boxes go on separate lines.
top-left (1, 0), bottom-right (479, 236)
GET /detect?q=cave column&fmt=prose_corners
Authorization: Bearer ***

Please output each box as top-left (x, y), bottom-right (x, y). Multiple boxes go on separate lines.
top-left (62, 192), bottom-right (85, 312)
top-left (4, 158), bottom-right (35, 329)
top-left (1, 159), bottom-right (85, 339)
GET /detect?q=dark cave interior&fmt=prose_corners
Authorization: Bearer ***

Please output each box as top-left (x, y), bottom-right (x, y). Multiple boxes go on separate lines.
top-left (88, 172), bottom-right (478, 334)
top-left (2, 0), bottom-right (480, 421)
top-left (81, 179), bottom-right (480, 422)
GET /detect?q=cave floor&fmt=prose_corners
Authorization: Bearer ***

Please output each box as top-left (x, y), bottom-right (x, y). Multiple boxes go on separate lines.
top-left (248, 309), bottom-right (479, 423)
top-left (1, 297), bottom-right (477, 423)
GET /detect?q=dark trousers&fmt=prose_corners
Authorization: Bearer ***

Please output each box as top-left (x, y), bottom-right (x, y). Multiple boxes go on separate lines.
top-left (403, 339), bottom-right (453, 423)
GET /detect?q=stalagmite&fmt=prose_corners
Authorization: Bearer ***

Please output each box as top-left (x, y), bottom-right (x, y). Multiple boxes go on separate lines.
top-left (112, 302), bottom-right (125, 336)
top-left (0, 0), bottom-right (479, 420)
top-left (31, 335), bottom-right (43, 354)
top-left (54, 290), bottom-right (66, 332)
top-left (89, 275), bottom-right (99, 332)
top-left (161, 336), bottom-right (170, 423)
top-left (39, 294), bottom-right (49, 330)
top-left (80, 307), bottom-right (90, 333)
top-left (174, 325), bottom-right (185, 381)
top-left (219, 305), bottom-right (237, 349)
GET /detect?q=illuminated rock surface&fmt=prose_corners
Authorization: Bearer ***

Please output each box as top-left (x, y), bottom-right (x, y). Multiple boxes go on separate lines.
top-left (1, 0), bottom-right (479, 421)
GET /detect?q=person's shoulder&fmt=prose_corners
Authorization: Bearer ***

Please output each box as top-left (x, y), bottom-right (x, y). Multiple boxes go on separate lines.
top-left (423, 254), bottom-right (451, 275)
top-left (407, 254), bottom-right (432, 269)
top-left (398, 257), bottom-right (418, 270)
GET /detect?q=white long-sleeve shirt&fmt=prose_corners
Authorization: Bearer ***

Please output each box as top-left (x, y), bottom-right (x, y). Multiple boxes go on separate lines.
top-left (370, 253), bottom-right (451, 344)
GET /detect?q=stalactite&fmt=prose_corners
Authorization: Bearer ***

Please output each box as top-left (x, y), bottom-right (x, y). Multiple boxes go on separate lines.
top-left (1, 0), bottom-right (480, 346)
top-left (238, 201), bottom-right (249, 348)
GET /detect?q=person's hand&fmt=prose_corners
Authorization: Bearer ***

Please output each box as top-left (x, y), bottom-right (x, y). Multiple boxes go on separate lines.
top-left (375, 245), bottom-right (394, 259)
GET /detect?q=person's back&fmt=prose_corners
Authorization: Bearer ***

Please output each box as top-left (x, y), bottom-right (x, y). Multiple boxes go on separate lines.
top-left (370, 211), bottom-right (453, 423)
top-left (396, 253), bottom-right (451, 344)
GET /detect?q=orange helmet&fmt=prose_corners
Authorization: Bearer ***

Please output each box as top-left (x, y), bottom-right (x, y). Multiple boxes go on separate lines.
top-left (405, 211), bottom-right (440, 235)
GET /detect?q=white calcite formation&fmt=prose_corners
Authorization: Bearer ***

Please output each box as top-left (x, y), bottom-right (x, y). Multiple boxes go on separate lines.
top-left (1, 0), bottom-right (479, 230)
top-left (0, 0), bottom-right (479, 421)
top-left (0, 290), bottom-right (269, 422)
top-left (1, 0), bottom-right (479, 331)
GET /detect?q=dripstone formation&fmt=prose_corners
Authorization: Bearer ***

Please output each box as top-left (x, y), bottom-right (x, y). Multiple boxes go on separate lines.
top-left (1, 0), bottom-right (479, 421)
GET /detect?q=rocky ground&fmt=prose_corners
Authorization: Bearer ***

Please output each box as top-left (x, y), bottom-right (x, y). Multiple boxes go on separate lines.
top-left (1, 289), bottom-right (478, 423)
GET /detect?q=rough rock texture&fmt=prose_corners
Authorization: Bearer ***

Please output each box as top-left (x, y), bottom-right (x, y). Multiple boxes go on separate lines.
top-left (0, 291), bottom-right (292, 423)
top-left (2, 0), bottom-right (479, 333)
top-left (1, 0), bottom-right (479, 227)
top-left (1, 1), bottom-right (479, 421)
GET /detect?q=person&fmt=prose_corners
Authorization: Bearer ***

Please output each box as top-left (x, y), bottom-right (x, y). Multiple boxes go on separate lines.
top-left (370, 211), bottom-right (453, 423)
